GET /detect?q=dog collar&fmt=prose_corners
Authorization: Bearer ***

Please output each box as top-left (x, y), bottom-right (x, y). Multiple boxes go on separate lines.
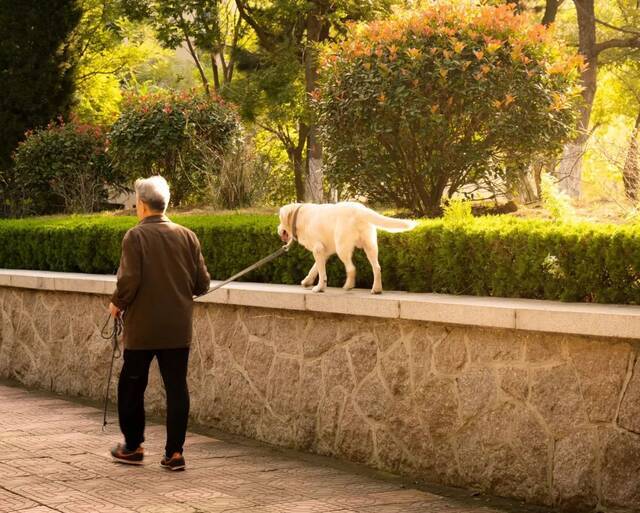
top-left (291, 205), bottom-right (303, 241)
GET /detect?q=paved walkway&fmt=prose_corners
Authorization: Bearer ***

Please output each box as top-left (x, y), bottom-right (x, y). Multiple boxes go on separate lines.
top-left (0, 383), bottom-right (549, 513)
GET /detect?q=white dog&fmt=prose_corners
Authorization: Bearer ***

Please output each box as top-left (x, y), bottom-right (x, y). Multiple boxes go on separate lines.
top-left (277, 202), bottom-right (417, 294)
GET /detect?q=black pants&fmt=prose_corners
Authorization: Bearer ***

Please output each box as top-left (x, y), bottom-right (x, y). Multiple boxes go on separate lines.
top-left (117, 348), bottom-right (190, 457)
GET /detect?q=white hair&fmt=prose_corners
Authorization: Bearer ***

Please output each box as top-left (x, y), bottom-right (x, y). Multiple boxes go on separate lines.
top-left (134, 176), bottom-right (170, 213)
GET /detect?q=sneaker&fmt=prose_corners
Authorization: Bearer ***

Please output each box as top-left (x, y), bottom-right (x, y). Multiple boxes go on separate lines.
top-left (110, 443), bottom-right (144, 465)
top-left (160, 452), bottom-right (186, 471)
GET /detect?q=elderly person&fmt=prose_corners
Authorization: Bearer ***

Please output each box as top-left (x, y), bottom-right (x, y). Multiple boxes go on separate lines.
top-left (109, 176), bottom-right (210, 471)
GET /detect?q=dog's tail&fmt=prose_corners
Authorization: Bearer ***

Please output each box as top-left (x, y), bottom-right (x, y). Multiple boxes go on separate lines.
top-left (364, 210), bottom-right (418, 233)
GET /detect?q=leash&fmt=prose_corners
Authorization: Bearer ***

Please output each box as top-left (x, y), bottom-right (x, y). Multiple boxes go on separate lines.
top-left (100, 313), bottom-right (122, 431)
top-left (196, 240), bottom-right (295, 300)
top-left (98, 217), bottom-right (298, 429)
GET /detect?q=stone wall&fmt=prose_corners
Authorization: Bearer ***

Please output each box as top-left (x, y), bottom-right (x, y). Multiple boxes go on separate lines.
top-left (1, 286), bottom-right (640, 512)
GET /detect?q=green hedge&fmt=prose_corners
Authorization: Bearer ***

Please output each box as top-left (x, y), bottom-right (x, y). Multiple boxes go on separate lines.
top-left (1, 214), bottom-right (639, 304)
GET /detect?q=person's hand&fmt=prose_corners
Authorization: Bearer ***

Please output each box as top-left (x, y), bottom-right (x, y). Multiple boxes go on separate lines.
top-left (109, 302), bottom-right (121, 318)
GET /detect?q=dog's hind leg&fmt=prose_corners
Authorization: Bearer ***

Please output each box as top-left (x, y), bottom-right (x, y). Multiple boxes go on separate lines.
top-left (336, 243), bottom-right (356, 290)
top-left (312, 243), bottom-right (328, 293)
top-left (301, 263), bottom-right (318, 288)
top-left (363, 236), bottom-right (382, 294)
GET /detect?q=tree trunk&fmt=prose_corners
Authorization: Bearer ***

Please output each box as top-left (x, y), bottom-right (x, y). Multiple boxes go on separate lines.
top-left (304, 3), bottom-right (325, 203)
top-left (287, 122), bottom-right (309, 202)
top-left (624, 109), bottom-right (640, 201)
top-left (291, 146), bottom-right (306, 203)
top-left (210, 53), bottom-right (220, 91)
top-left (542, 0), bottom-right (562, 26)
top-left (557, 0), bottom-right (597, 199)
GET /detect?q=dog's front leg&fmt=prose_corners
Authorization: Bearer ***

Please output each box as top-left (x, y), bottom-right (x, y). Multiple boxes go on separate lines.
top-left (301, 263), bottom-right (318, 288)
top-left (312, 244), bottom-right (327, 293)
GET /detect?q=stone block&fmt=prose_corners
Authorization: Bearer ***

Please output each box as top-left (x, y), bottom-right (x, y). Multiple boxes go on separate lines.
top-left (266, 355), bottom-right (300, 417)
top-left (355, 373), bottom-right (392, 422)
top-left (244, 340), bottom-right (275, 397)
top-left (303, 322), bottom-right (337, 358)
top-left (305, 288), bottom-right (399, 318)
top-left (516, 302), bottom-right (640, 339)
top-left (552, 429), bottom-right (598, 511)
top-left (497, 367), bottom-right (528, 401)
top-left (619, 356), bottom-right (640, 433)
top-left (601, 428), bottom-right (640, 508)
top-left (523, 332), bottom-right (565, 363)
top-left (322, 346), bottom-right (354, 392)
top-left (336, 401), bottom-right (374, 464)
top-left (347, 334), bottom-right (377, 385)
top-left (456, 368), bottom-right (497, 422)
top-left (414, 376), bottom-right (460, 438)
top-left (468, 328), bottom-right (524, 364)
top-left (380, 341), bottom-right (410, 397)
top-left (400, 294), bottom-right (516, 329)
top-left (374, 321), bottom-right (402, 352)
top-left (433, 329), bottom-right (467, 374)
top-left (227, 283), bottom-right (304, 310)
top-left (569, 337), bottom-right (631, 423)
top-left (529, 364), bottom-right (588, 437)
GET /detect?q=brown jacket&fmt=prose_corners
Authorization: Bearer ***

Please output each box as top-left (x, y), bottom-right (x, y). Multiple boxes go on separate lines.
top-left (111, 215), bottom-right (210, 350)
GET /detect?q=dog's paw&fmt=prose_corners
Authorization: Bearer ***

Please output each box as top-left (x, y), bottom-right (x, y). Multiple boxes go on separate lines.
top-left (301, 278), bottom-right (314, 288)
top-left (371, 287), bottom-right (382, 295)
top-left (343, 282), bottom-right (355, 291)
top-left (312, 284), bottom-right (325, 293)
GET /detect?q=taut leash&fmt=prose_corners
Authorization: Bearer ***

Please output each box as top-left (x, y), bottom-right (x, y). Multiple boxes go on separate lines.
top-left (195, 240), bottom-right (294, 300)
top-left (100, 314), bottom-right (122, 431)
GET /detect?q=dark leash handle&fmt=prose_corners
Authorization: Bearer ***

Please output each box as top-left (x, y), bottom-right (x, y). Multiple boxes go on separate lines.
top-left (100, 314), bottom-right (122, 431)
top-left (195, 242), bottom-right (294, 300)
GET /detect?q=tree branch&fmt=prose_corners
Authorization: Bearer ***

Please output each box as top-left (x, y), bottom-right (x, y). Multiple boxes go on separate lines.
top-left (234, 0), bottom-right (276, 51)
top-left (178, 12), bottom-right (211, 95)
top-left (573, 0), bottom-right (640, 36)
top-left (594, 36), bottom-right (640, 54)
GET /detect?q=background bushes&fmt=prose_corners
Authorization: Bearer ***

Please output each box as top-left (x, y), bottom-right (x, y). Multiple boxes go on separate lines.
top-left (314, 3), bottom-right (582, 216)
top-left (108, 90), bottom-right (242, 206)
top-left (1, 214), bottom-right (639, 304)
top-left (9, 121), bottom-right (121, 216)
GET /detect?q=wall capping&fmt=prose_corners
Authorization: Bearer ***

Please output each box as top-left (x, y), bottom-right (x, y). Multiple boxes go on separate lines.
top-left (1, 268), bottom-right (639, 339)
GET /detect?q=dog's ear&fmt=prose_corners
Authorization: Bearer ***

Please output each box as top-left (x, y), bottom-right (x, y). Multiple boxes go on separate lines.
top-left (284, 205), bottom-right (294, 228)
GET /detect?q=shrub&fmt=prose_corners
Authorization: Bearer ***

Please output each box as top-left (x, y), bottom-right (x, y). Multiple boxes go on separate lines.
top-left (108, 90), bottom-right (242, 206)
top-left (442, 198), bottom-right (473, 224)
top-left (10, 120), bottom-right (119, 216)
top-left (1, 213), bottom-right (640, 304)
top-left (314, 3), bottom-right (582, 216)
top-left (540, 172), bottom-right (575, 221)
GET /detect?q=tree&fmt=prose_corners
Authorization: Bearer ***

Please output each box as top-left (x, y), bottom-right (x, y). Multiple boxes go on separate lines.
top-left (121, 0), bottom-right (248, 94)
top-left (542, 0), bottom-right (565, 26)
top-left (557, 0), bottom-right (640, 198)
top-left (11, 121), bottom-right (120, 215)
top-left (232, 0), bottom-right (390, 202)
top-left (71, 1), bottom-right (173, 125)
top-left (0, 0), bottom-right (82, 172)
top-left (108, 90), bottom-right (242, 206)
top-left (314, 3), bottom-right (582, 216)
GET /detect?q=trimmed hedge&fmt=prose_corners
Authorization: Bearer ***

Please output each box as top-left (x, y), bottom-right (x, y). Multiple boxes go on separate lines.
top-left (1, 214), bottom-right (639, 304)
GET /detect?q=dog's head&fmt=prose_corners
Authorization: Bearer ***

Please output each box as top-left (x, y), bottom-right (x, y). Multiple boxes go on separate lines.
top-left (277, 203), bottom-right (301, 242)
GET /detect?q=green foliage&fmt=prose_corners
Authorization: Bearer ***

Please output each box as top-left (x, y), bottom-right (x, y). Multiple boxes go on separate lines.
top-left (442, 198), bottom-right (473, 224)
top-left (73, 7), bottom-right (174, 125)
top-left (120, 0), bottom-right (247, 93)
top-left (315, 3), bottom-right (582, 216)
top-left (10, 121), bottom-right (121, 216)
top-left (0, 0), bottom-right (82, 170)
top-left (2, 213), bottom-right (640, 304)
top-left (107, 90), bottom-right (242, 205)
top-left (540, 172), bottom-right (575, 221)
